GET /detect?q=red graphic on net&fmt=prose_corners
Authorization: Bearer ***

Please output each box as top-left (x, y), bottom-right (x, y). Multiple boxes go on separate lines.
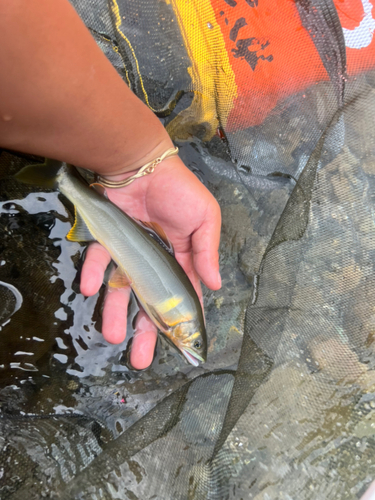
top-left (211, 0), bottom-right (375, 131)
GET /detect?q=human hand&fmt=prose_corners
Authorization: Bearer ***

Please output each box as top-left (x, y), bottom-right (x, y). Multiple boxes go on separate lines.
top-left (80, 156), bottom-right (221, 369)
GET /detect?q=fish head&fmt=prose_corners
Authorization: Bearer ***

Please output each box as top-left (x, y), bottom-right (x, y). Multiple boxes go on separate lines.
top-left (169, 320), bottom-right (207, 366)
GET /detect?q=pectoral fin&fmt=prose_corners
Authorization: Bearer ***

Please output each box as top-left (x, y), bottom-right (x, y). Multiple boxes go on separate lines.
top-left (147, 304), bottom-right (170, 332)
top-left (67, 208), bottom-right (96, 242)
top-left (108, 267), bottom-right (132, 288)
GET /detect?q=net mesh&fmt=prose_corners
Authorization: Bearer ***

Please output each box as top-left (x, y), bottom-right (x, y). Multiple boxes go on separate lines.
top-left (2, 0), bottom-right (375, 498)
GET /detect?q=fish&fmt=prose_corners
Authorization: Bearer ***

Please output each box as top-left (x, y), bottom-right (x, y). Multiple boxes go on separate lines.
top-left (15, 160), bottom-right (207, 366)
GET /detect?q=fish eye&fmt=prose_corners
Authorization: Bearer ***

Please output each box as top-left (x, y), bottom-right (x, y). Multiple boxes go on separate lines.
top-left (194, 340), bottom-right (202, 349)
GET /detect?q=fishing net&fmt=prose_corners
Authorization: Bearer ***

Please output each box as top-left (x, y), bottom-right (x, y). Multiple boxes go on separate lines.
top-left (2, 0), bottom-right (375, 498)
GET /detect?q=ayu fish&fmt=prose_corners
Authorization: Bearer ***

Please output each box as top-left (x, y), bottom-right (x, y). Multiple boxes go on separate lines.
top-left (15, 160), bottom-right (207, 366)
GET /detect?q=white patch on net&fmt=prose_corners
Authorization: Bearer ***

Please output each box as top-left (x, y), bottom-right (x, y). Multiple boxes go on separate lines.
top-left (343, 0), bottom-right (375, 49)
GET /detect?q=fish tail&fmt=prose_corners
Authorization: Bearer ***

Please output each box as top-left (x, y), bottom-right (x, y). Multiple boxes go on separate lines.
top-left (14, 159), bottom-right (63, 189)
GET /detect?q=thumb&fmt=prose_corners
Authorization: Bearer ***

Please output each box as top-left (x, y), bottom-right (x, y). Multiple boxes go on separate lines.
top-left (191, 199), bottom-right (221, 290)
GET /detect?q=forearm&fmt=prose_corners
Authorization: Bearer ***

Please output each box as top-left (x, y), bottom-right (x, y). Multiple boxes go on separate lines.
top-left (0, 0), bottom-right (173, 175)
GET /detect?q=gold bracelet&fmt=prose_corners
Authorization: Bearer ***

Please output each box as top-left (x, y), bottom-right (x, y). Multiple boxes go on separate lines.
top-left (96, 146), bottom-right (179, 188)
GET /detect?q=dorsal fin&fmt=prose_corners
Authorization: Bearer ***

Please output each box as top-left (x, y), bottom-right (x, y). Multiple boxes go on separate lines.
top-left (89, 182), bottom-right (108, 198)
top-left (66, 207), bottom-right (95, 242)
top-left (135, 220), bottom-right (174, 256)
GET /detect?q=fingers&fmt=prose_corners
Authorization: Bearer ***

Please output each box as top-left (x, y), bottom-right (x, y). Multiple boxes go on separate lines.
top-left (130, 311), bottom-right (158, 370)
top-left (102, 286), bottom-right (131, 344)
top-left (192, 199), bottom-right (222, 290)
top-left (82, 243), bottom-right (129, 344)
top-left (80, 242), bottom-right (111, 296)
top-left (101, 286), bottom-right (158, 370)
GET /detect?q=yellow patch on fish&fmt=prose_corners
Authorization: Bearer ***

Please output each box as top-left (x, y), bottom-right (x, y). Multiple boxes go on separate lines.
top-left (157, 296), bottom-right (183, 315)
top-left (188, 332), bottom-right (201, 341)
top-left (181, 332), bottom-right (201, 345)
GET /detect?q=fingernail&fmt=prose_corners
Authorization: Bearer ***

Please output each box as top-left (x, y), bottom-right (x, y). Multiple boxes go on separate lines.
top-left (217, 271), bottom-right (222, 288)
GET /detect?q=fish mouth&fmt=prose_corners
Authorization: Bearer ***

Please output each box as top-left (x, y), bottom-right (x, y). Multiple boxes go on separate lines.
top-left (181, 347), bottom-right (205, 366)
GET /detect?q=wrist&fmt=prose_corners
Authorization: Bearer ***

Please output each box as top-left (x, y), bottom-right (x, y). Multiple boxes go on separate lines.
top-left (94, 136), bottom-right (175, 180)
top-left (95, 144), bottom-right (179, 188)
